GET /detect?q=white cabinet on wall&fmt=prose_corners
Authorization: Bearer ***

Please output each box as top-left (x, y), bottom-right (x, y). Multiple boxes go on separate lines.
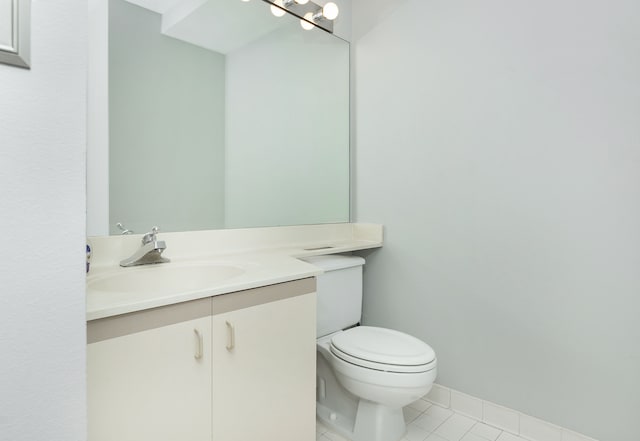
top-left (87, 278), bottom-right (316, 441)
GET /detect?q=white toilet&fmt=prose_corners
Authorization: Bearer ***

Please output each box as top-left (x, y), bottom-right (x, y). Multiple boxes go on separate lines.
top-left (302, 255), bottom-right (437, 441)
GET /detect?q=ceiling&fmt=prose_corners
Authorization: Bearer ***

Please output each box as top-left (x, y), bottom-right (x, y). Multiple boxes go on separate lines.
top-left (124, 0), bottom-right (287, 54)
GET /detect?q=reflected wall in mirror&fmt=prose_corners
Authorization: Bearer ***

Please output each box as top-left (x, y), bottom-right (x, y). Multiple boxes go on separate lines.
top-left (88, 0), bottom-right (350, 236)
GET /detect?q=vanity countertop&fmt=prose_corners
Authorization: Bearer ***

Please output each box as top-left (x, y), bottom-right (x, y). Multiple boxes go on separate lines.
top-left (87, 253), bottom-right (321, 321)
top-left (86, 223), bottom-right (383, 321)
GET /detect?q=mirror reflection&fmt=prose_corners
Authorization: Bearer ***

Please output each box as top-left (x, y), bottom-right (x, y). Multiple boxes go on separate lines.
top-left (103, 0), bottom-right (350, 235)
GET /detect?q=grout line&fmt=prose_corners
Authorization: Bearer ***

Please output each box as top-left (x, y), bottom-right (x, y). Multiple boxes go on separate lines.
top-left (431, 411), bottom-right (454, 435)
top-left (459, 421), bottom-right (476, 441)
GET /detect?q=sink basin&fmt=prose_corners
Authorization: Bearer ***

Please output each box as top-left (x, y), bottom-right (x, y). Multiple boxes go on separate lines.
top-left (87, 262), bottom-right (245, 296)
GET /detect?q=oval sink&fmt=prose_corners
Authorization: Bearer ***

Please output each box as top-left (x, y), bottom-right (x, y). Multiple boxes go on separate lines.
top-left (88, 262), bottom-right (245, 296)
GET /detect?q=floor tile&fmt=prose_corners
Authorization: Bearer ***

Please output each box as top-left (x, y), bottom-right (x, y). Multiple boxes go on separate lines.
top-left (316, 397), bottom-right (587, 441)
top-left (469, 422), bottom-right (502, 441)
top-left (462, 433), bottom-right (492, 441)
top-left (433, 413), bottom-right (476, 440)
top-left (412, 413), bottom-right (450, 433)
top-left (426, 404), bottom-right (455, 420)
top-left (404, 406), bottom-right (422, 423)
top-left (496, 432), bottom-right (525, 441)
top-left (408, 398), bottom-right (433, 413)
top-left (404, 423), bottom-right (432, 441)
top-left (425, 434), bottom-right (451, 441)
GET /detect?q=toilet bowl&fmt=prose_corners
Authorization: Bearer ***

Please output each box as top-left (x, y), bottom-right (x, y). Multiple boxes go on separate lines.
top-left (324, 326), bottom-right (437, 406)
top-left (301, 255), bottom-right (437, 441)
top-left (316, 328), bottom-right (436, 441)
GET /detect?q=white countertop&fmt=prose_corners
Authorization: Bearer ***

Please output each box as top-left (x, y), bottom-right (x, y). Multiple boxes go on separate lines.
top-left (86, 224), bottom-right (383, 321)
top-left (87, 253), bottom-right (321, 321)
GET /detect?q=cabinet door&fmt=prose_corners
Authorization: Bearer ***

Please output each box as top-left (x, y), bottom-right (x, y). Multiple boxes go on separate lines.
top-left (212, 285), bottom-right (316, 441)
top-left (87, 299), bottom-right (212, 441)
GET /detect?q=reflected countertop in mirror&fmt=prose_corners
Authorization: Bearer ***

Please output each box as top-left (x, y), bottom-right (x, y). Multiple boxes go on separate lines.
top-left (87, 0), bottom-right (350, 236)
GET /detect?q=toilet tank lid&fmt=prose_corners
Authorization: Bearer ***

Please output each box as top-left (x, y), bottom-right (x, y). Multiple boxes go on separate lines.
top-left (300, 254), bottom-right (365, 271)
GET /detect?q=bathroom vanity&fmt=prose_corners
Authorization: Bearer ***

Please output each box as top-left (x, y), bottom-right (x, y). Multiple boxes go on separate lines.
top-left (87, 279), bottom-right (316, 441)
top-left (86, 223), bottom-right (382, 441)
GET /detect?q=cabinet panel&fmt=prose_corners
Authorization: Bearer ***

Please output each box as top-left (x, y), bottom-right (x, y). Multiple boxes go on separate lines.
top-left (88, 315), bottom-right (212, 441)
top-left (212, 292), bottom-right (316, 441)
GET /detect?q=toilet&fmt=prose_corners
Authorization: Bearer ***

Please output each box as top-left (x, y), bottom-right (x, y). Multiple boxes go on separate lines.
top-left (301, 255), bottom-right (437, 441)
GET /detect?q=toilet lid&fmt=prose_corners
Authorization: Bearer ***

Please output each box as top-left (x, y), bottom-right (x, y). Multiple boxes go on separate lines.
top-left (330, 327), bottom-right (436, 372)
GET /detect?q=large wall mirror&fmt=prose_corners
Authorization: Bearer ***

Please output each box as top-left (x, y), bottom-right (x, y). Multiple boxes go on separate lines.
top-left (87, 0), bottom-right (350, 236)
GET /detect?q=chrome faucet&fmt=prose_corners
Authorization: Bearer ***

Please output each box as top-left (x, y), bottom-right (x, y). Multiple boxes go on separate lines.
top-left (119, 226), bottom-right (170, 267)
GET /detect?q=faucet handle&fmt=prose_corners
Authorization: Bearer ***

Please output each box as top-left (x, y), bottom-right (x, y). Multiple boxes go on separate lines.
top-left (142, 226), bottom-right (160, 245)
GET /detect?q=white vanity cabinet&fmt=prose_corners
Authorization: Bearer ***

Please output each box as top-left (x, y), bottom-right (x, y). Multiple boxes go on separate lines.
top-left (87, 297), bottom-right (212, 441)
top-left (87, 278), bottom-right (316, 441)
top-left (211, 278), bottom-right (317, 441)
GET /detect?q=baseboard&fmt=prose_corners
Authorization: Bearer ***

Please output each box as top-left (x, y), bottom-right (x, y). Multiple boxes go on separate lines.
top-left (424, 384), bottom-right (598, 441)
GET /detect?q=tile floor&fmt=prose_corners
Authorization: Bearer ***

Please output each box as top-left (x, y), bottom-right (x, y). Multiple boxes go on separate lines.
top-left (316, 397), bottom-right (528, 441)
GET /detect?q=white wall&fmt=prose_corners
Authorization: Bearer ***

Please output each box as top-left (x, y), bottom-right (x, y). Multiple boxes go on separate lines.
top-left (353, 1), bottom-right (640, 440)
top-left (0, 1), bottom-right (87, 441)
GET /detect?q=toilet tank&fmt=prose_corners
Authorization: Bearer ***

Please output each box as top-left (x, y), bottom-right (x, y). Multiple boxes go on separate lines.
top-left (301, 255), bottom-right (365, 338)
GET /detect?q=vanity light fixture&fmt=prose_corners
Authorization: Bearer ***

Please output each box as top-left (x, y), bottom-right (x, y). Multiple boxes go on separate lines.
top-left (300, 13), bottom-right (316, 30)
top-left (300, 2), bottom-right (339, 31)
top-left (270, 1), bottom-right (287, 16)
top-left (262, 0), bottom-right (338, 33)
top-left (272, 0), bottom-right (311, 15)
top-left (318, 2), bottom-right (340, 20)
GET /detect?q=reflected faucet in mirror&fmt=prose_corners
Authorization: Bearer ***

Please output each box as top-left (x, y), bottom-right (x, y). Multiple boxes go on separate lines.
top-left (116, 222), bottom-right (133, 235)
top-left (119, 226), bottom-right (170, 267)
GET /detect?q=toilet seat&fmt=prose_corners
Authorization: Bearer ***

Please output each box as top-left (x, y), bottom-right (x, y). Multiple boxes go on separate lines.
top-left (330, 327), bottom-right (436, 374)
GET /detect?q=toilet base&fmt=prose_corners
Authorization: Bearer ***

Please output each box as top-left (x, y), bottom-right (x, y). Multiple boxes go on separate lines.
top-left (353, 400), bottom-right (406, 441)
top-left (317, 402), bottom-right (355, 440)
top-left (317, 400), bottom-right (406, 441)
top-left (317, 349), bottom-right (408, 441)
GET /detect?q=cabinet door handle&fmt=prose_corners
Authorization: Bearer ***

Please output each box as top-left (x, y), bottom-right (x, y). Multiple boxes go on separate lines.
top-left (225, 321), bottom-right (235, 351)
top-left (194, 328), bottom-right (203, 360)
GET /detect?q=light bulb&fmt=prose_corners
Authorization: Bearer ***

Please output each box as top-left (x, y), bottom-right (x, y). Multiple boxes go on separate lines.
top-left (300, 13), bottom-right (315, 30)
top-left (295, 0), bottom-right (309, 4)
top-left (270, 4), bottom-right (286, 16)
top-left (322, 2), bottom-right (339, 20)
